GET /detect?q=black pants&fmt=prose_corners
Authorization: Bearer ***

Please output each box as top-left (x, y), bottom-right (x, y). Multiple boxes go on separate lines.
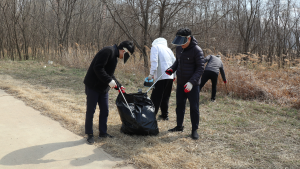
top-left (85, 86), bottom-right (109, 135)
top-left (199, 70), bottom-right (219, 100)
top-left (176, 84), bottom-right (200, 131)
top-left (150, 79), bottom-right (173, 117)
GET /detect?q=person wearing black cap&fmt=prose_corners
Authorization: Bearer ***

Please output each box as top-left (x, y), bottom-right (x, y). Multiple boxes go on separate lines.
top-left (165, 28), bottom-right (205, 140)
top-left (200, 54), bottom-right (227, 102)
top-left (83, 41), bottom-right (135, 144)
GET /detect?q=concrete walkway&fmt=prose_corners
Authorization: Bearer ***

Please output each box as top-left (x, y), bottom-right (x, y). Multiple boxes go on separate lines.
top-left (0, 89), bottom-right (134, 169)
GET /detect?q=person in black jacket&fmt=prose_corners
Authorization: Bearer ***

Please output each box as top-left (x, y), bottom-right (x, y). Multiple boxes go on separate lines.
top-left (165, 28), bottom-right (205, 140)
top-left (200, 54), bottom-right (227, 102)
top-left (83, 41), bottom-right (134, 144)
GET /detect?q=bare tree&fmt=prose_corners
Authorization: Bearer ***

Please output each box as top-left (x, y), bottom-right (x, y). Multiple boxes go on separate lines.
top-left (0, 0), bottom-right (15, 60)
top-left (0, 0), bottom-right (299, 70)
top-left (234, 0), bottom-right (262, 53)
top-left (104, 0), bottom-right (156, 73)
top-left (0, 2), bottom-right (4, 59)
top-left (154, 0), bottom-right (192, 37)
top-left (49, 0), bottom-right (78, 57)
top-left (17, 0), bottom-right (32, 60)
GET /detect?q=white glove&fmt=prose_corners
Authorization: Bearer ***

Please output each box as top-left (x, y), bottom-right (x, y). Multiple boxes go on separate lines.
top-left (148, 74), bottom-right (153, 80)
top-left (184, 82), bottom-right (193, 93)
top-left (108, 80), bottom-right (117, 88)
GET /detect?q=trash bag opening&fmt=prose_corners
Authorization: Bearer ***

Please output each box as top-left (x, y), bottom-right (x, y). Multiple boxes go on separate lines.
top-left (121, 93), bottom-right (149, 104)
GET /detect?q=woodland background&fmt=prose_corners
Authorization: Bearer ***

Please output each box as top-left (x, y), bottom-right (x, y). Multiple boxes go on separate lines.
top-left (0, 0), bottom-right (300, 71)
top-left (1, 1), bottom-right (299, 168)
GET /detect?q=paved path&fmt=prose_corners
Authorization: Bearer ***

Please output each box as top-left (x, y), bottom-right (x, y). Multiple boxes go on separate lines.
top-left (0, 89), bottom-right (134, 169)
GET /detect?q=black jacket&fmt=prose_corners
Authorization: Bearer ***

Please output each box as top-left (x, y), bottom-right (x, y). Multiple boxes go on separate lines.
top-left (84, 45), bottom-right (121, 93)
top-left (170, 36), bottom-right (205, 86)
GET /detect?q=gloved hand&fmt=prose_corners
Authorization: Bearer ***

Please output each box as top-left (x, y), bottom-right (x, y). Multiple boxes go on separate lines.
top-left (165, 68), bottom-right (173, 75)
top-left (109, 80), bottom-right (117, 88)
top-left (147, 74), bottom-right (154, 80)
top-left (224, 80), bottom-right (227, 84)
top-left (118, 86), bottom-right (125, 93)
top-left (173, 77), bottom-right (176, 82)
top-left (184, 82), bottom-right (193, 93)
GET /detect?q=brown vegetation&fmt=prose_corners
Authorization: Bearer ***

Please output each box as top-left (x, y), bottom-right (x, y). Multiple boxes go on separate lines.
top-left (0, 52), bottom-right (299, 168)
top-left (200, 53), bottom-right (300, 110)
top-left (1, 0), bottom-right (300, 71)
top-left (0, 0), bottom-right (300, 167)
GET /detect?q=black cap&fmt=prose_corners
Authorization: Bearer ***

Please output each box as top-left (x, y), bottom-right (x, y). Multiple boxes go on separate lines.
top-left (118, 41), bottom-right (135, 55)
top-left (172, 28), bottom-right (192, 45)
top-left (172, 35), bottom-right (190, 45)
top-left (176, 28), bottom-right (192, 36)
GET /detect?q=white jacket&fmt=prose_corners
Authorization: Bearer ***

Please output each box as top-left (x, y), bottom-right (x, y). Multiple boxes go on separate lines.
top-left (150, 38), bottom-right (176, 81)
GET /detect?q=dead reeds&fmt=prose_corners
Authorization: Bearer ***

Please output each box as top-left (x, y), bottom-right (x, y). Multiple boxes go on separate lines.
top-left (201, 53), bottom-right (300, 109)
top-left (0, 59), bottom-right (299, 168)
top-left (1, 46), bottom-right (299, 168)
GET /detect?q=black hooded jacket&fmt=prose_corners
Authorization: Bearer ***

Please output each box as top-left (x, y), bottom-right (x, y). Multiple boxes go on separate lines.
top-left (84, 44), bottom-right (121, 93)
top-left (170, 36), bottom-right (205, 86)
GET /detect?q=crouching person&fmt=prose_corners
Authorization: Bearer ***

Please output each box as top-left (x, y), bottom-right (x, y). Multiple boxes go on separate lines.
top-left (200, 54), bottom-right (227, 102)
top-left (83, 41), bottom-right (135, 144)
top-left (166, 28), bottom-right (205, 140)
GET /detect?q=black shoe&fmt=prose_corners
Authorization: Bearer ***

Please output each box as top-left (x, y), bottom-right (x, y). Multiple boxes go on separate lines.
top-left (99, 133), bottom-right (114, 138)
top-left (158, 115), bottom-right (169, 120)
top-left (192, 130), bottom-right (199, 140)
top-left (168, 126), bottom-right (184, 132)
top-left (87, 134), bottom-right (94, 144)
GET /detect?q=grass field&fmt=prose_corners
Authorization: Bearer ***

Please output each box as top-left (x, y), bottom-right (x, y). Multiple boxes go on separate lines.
top-left (0, 60), bottom-right (299, 169)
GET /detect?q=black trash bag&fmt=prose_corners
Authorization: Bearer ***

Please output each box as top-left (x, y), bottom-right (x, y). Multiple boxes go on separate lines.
top-left (116, 92), bottom-right (159, 136)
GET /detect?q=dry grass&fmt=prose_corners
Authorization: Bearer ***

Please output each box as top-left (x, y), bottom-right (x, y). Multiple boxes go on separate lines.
top-left (200, 52), bottom-right (300, 110)
top-left (0, 59), bottom-right (299, 169)
top-left (222, 53), bottom-right (300, 109)
top-left (10, 44), bottom-right (300, 108)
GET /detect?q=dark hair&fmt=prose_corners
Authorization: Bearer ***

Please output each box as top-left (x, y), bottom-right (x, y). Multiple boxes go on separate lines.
top-left (118, 41), bottom-right (135, 54)
top-left (176, 28), bottom-right (192, 36)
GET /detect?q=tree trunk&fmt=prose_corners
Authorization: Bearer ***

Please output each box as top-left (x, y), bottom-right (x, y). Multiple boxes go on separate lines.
top-left (268, 44), bottom-right (273, 66)
top-left (142, 47), bottom-right (149, 75)
top-left (0, 39), bottom-right (2, 59)
top-left (13, 24), bottom-right (22, 61)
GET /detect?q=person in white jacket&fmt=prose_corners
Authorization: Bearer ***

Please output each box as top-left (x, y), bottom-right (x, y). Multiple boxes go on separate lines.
top-left (147, 37), bottom-right (176, 120)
